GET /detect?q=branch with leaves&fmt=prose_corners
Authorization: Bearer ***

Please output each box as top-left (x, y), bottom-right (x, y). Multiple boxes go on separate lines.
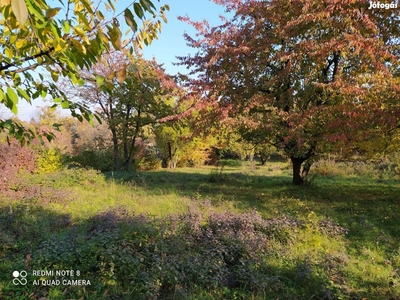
top-left (0, 0), bottom-right (169, 145)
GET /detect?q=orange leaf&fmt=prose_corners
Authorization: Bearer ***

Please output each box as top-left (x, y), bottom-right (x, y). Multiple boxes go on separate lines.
top-left (0, 0), bottom-right (11, 6)
top-left (117, 68), bottom-right (126, 83)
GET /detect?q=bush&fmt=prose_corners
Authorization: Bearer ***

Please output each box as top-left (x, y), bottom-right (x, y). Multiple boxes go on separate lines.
top-left (36, 147), bottom-right (63, 174)
top-left (136, 153), bottom-right (162, 171)
top-left (311, 159), bottom-right (346, 176)
top-left (0, 139), bottom-right (37, 191)
top-left (70, 149), bottom-right (114, 172)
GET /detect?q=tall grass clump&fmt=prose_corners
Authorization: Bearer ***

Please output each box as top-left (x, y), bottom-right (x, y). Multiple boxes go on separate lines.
top-left (312, 156), bottom-right (400, 178)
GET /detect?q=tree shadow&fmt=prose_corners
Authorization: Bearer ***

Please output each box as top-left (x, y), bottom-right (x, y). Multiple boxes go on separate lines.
top-left (1, 167), bottom-right (399, 299)
top-left (0, 204), bottom-right (363, 299)
top-left (104, 168), bottom-right (400, 251)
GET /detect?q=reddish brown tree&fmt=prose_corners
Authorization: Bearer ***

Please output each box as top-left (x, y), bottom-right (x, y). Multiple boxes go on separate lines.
top-left (178, 0), bottom-right (400, 184)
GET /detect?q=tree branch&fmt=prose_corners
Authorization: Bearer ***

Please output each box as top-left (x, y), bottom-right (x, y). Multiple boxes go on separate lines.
top-left (1, 47), bottom-right (55, 72)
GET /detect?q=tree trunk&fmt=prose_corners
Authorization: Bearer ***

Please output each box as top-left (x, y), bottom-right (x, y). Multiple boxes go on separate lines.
top-left (291, 156), bottom-right (315, 185)
top-left (111, 128), bottom-right (120, 171)
top-left (259, 153), bottom-right (269, 166)
top-left (291, 157), bottom-right (306, 185)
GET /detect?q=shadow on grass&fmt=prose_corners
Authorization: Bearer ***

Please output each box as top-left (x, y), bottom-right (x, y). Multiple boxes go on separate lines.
top-left (0, 204), bottom-right (354, 300)
top-left (1, 167), bottom-right (399, 299)
top-left (104, 168), bottom-right (400, 250)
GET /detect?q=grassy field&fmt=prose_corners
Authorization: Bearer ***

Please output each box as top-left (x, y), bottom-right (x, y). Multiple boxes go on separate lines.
top-left (0, 160), bottom-right (399, 299)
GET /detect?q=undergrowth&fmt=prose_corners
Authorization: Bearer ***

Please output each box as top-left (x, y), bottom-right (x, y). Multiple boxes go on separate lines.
top-left (0, 162), bottom-right (399, 299)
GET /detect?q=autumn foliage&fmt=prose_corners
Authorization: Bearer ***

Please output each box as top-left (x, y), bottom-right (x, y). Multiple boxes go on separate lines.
top-left (0, 138), bottom-right (37, 193)
top-left (178, 0), bottom-right (400, 184)
top-left (0, 0), bottom-right (169, 144)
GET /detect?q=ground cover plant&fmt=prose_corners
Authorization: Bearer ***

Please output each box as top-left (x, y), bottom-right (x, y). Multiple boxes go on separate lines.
top-left (0, 160), bottom-right (399, 299)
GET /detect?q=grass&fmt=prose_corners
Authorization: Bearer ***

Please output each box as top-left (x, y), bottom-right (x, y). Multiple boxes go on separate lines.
top-left (0, 160), bottom-right (399, 299)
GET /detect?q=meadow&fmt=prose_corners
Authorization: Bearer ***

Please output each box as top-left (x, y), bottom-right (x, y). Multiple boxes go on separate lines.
top-left (0, 159), bottom-right (399, 299)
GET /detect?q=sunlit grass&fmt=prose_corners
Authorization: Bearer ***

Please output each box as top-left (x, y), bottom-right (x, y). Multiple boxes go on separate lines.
top-left (1, 160), bottom-right (399, 299)
top-left (50, 180), bottom-right (192, 221)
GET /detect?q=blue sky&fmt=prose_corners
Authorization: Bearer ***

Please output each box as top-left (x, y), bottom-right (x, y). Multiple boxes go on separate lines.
top-left (132, 0), bottom-right (228, 75)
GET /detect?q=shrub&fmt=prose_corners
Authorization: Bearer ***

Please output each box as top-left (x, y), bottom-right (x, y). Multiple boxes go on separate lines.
top-left (70, 149), bottom-right (114, 172)
top-left (0, 140), bottom-right (37, 191)
top-left (36, 147), bottom-right (63, 174)
top-left (136, 153), bottom-right (162, 171)
top-left (312, 159), bottom-right (348, 177)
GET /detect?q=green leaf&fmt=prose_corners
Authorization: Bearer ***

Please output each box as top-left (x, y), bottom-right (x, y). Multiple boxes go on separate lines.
top-left (16, 87), bottom-right (31, 103)
top-left (6, 87), bottom-right (18, 114)
top-left (52, 123), bottom-right (63, 131)
top-left (94, 113), bottom-right (103, 124)
top-left (106, 0), bottom-right (115, 12)
top-left (40, 89), bottom-right (48, 98)
top-left (46, 7), bottom-right (60, 18)
top-left (80, 0), bottom-right (94, 14)
top-left (84, 111), bottom-right (94, 126)
top-left (107, 24), bottom-right (122, 50)
top-left (140, 0), bottom-right (156, 12)
top-left (134, 3), bottom-right (144, 19)
top-left (96, 10), bottom-right (105, 21)
top-left (25, 1), bottom-right (44, 22)
top-left (62, 20), bottom-right (71, 34)
top-left (77, 78), bottom-right (85, 87)
top-left (37, 134), bottom-right (44, 145)
top-left (96, 75), bottom-right (105, 87)
top-left (11, 0), bottom-right (28, 25)
top-left (124, 8), bottom-right (137, 32)
top-left (0, 89), bottom-right (5, 102)
top-left (76, 11), bottom-right (91, 29)
top-left (61, 101), bottom-right (70, 109)
top-left (51, 71), bottom-right (59, 82)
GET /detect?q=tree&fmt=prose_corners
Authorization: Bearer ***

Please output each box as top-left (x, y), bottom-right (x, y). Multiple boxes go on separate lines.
top-left (179, 0), bottom-right (400, 185)
top-left (0, 0), bottom-right (169, 145)
top-left (154, 119), bottom-right (214, 169)
top-left (71, 53), bottom-right (177, 171)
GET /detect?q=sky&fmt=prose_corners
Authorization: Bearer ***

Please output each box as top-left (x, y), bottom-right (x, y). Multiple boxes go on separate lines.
top-left (0, 0), bottom-right (228, 121)
top-left (130, 0), bottom-right (229, 75)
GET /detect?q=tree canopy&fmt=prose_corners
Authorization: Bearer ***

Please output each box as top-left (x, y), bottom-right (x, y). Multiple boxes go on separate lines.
top-left (63, 51), bottom-right (178, 170)
top-left (179, 0), bottom-right (400, 184)
top-left (0, 0), bottom-right (169, 145)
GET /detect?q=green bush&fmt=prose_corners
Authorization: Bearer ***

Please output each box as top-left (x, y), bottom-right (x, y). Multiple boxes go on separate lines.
top-left (70, 149), bottom-right (114, 172)
top-left (136, 154), bottom-right (162, 171)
